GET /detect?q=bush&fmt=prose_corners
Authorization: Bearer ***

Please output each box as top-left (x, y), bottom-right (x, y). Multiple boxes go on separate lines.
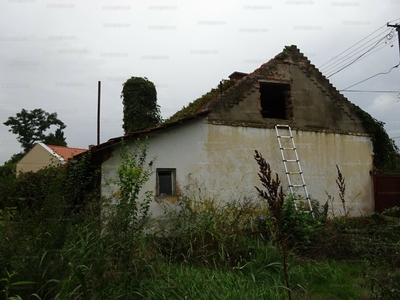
top-left (154, 195), bottom-right (265, 268)
top-left (280, 195), bottom-right (328, 251)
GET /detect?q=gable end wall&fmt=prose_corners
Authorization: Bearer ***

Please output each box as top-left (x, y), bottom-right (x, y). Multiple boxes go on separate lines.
top-left (208, 56), bottom-right (366, 135)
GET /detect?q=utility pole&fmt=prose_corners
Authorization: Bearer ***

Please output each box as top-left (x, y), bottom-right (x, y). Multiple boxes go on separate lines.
top-left (387, 23), bottom-right (400, 59)
top-left (97, 81), bottom-right (101, 145)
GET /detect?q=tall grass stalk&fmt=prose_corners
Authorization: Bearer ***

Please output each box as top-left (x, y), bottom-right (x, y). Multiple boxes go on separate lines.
top-left (254, 149), bottom-right (292, 300)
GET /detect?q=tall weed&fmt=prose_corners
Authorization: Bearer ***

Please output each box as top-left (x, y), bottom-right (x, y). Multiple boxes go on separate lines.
top-left (156, 195), bottom-right (265, 268)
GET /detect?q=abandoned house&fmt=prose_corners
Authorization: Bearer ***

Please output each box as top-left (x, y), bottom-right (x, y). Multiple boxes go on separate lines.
top-left (89, 45), bottom-right (375, 217)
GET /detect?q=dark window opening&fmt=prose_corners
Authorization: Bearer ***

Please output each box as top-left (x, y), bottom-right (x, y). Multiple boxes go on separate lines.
top-left (157, 168), bottom-right (176, 196)
top-left (260, 83), bottom-right (290, 119)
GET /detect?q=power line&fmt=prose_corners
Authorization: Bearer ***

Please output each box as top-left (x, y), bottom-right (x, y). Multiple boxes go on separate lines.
top-left (322, 30), bottom-right (396, 75)
top-left (323, 36), bottom-right (398, 77)
top-left (340, 63), bottom-right (400, 91)
top-left (319, 24), bottom-right (390, 69)
top-left (326, 35), bottom-right (391, 78)
top-left (340, 90), bottom-right (400, 93)
top-left (327, 33), bottom-right (395, 78)
top-left (388, 17), bottom-right (400, 24)
top-left (354, 35), bottom-right (398, 63)
top-left (321, 28), bottom-right (393, 73)
top-left (318, 19), bottom-right (400, 76)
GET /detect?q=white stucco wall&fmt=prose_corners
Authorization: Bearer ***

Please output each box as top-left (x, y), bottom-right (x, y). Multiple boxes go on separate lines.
top-left (101, 117), bottom-right (374, 217)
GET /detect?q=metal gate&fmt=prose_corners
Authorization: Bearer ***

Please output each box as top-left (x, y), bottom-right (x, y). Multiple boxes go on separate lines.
top-left (373, 170), bottom-right (400, 212)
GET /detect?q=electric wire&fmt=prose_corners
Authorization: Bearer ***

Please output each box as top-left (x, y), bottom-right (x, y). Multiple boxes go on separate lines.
top-left (353, 35), bottom-right (398, 64)
top-left (318, 18), bottom-right (399, 145)
top-left (388, 17), bottom-right (400, 24)
top-left (319, 24), bottom-right (389, 69)
top-left (319, 18), bottom-right (400, 77)
top-left (340, 63), bottom-right (400, 91)
top-left (320, 27), bottom-right (392, 73)
top-left (322, 39), bottom-right (392, 76)
top-left (340, 90), bottom-right (400, 93)
top-left (327, 33), bottom-right (395, 78)
top-left (321, 29), bottom-right (395, 75)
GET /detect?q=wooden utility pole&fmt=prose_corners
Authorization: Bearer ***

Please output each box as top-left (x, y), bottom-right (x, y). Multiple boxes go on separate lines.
top-left (97, 81), bottom-right (101, 145)
top-left (387, 23), bottom-right (400, 59)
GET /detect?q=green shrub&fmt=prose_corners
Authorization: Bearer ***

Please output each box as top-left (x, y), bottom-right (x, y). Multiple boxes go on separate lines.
top-left (280, 195), bottom-right (328, 250)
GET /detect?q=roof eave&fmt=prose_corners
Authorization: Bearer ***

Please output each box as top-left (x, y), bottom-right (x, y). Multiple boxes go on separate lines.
top-left (40, 143), bottom-right (66, 164)
top-left (88, 110), bottom-right (210, 154)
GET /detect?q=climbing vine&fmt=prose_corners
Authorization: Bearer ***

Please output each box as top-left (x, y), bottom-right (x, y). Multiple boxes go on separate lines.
top-left (164, 79), bottom-right (236, 123)
top-left (354, 105), bottom-right (400, 170)
top-left (121, 77), bottom-right (163, 134)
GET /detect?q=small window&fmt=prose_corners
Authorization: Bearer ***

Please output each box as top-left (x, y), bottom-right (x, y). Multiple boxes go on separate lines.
top-left (157, 168), bottom-right (176, 196)
top-left (259, 83), bottom-right (290, 119)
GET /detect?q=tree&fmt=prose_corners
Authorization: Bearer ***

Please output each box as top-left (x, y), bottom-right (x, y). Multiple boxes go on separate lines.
top-left (3, 108), bottom-right (67, 153)
top-left (121, 77), bottom-right (163, 134)
top-left (0, 152), bottom-right (24, 177)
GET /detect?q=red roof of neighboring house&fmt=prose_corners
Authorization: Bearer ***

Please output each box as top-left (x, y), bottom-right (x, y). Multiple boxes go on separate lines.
top-left (46, 145), bottom-right (87, 162)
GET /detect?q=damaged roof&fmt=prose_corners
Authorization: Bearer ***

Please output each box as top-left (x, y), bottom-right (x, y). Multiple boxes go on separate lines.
top-left (166, 45), bottom-right (360, 123)
top-left (88, 45), bottom-right (359, 153)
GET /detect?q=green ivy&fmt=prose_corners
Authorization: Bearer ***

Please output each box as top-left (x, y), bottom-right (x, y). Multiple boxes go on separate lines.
top-left (106, 139), bottom-right (154, 238)
top-left (354, 105), bottom-right (400, 170)
top-left (121, 77), bottom-right (163, 134)
top-left (164, 79), bottom-right (236, 123)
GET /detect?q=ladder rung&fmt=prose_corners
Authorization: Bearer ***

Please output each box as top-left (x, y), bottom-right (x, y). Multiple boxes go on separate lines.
top-left (276, 124), bottom-right (314, 217)
top-left (293, 197), bottom-right (312, 201)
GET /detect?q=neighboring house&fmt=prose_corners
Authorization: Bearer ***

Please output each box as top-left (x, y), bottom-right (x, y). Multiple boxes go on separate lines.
top-left (90, 45), bottom-right (375, 217)
top-left (16, 143), bottom-right (87, 173)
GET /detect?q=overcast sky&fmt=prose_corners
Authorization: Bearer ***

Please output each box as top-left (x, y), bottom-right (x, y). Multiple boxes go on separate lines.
top-left (0, 0), bottom-right (399, 164)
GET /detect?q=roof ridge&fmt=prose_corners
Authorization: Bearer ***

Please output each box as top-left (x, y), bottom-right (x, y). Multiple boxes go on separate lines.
top-left (46, 144), bottom-right (87, 150)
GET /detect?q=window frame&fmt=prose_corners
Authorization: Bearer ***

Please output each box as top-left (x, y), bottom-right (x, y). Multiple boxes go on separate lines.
top-left (156, 168), bottom-right (176, 196)
top-left (258, 80), bottom-right (291, 119)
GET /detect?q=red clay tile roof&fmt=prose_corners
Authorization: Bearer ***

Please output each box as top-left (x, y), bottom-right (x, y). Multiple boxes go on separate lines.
top-left (46, 145), bottom-right (87, 161)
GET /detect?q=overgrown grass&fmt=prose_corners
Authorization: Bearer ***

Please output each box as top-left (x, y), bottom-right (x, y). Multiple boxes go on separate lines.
top-left (153, 196), bottom-right (265, 268)
top-left (135, 248), bottom-right (368, 300)
top-left (1, 145), bottom-right (400, 299)
top-left (2, 195), bottom-right (400, 299)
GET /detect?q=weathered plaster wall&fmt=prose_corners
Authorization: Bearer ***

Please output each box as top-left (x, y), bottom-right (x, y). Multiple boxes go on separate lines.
top-left (208, 60), bottom-right (366, 134)
top-left (202, 124), bottom-right (373, 216)
top-left (290, 65), bottom-right (365, 133)
top-left (101, 118), bottom-right (211, 217)
top-left (101, 118), bottom-right (374, 217)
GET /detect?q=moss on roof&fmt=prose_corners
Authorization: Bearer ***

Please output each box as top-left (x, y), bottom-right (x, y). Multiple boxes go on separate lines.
top-left (164, 79), bottom-right (236, 123)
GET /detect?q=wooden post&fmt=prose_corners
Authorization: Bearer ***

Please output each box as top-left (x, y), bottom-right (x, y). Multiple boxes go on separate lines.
top-left (97, 81), bottom-right (101, 145)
